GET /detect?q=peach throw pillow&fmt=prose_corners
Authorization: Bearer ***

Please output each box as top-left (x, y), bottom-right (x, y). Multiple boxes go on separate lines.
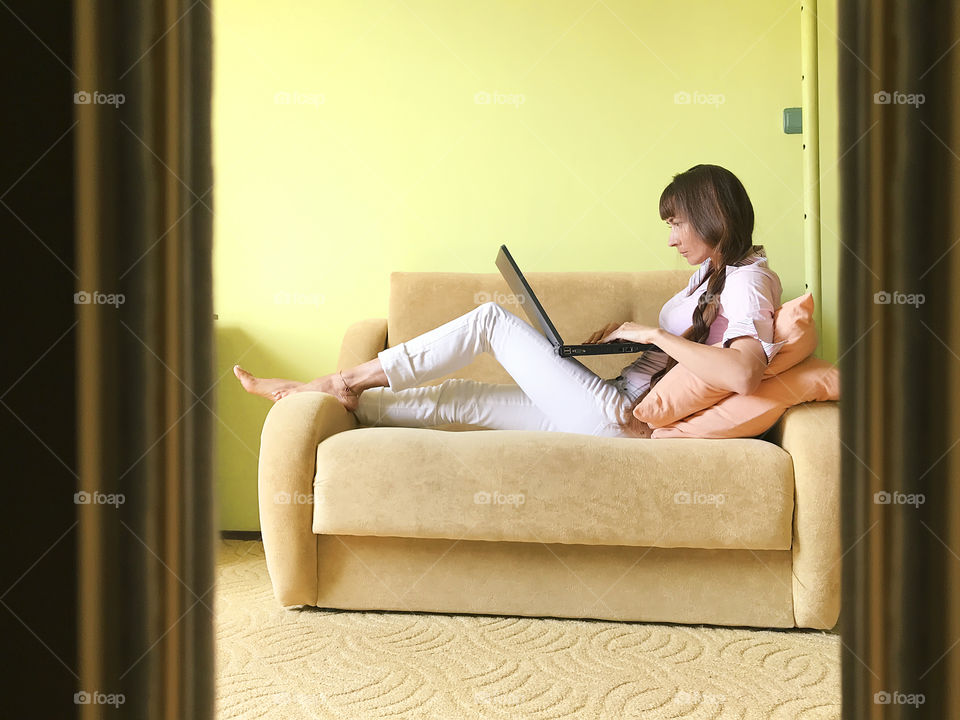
top-left (634, 292), bottom-right (819, 427)
top-left (649, 356), bottom-right (840, 439)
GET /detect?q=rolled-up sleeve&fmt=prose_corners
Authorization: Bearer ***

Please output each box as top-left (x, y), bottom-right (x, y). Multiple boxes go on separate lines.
top-left (719, 270), bottom-right (787, 363)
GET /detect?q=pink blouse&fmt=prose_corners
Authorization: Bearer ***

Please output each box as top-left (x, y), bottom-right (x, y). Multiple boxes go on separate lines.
top-left (619, 252), bottom-right (787, 394)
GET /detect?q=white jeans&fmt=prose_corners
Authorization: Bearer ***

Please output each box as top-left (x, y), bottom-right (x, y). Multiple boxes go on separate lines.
top-left (353, 302), bottom-right (649, 438)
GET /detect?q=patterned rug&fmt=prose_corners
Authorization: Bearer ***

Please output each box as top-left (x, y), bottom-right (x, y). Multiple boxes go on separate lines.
top-left (215, 540), bottom-right (840, 719)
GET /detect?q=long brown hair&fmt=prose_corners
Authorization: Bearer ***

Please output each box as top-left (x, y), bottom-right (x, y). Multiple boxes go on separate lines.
top-left (646, 164), bottom-right (765, 393)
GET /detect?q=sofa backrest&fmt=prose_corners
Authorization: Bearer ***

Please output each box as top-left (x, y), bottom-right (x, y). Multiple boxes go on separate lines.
top-left (388, 269), bottom-right (692, 385)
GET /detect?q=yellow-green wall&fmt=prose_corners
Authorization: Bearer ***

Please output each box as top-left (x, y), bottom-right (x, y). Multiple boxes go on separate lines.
top-left (213, 0), bottom-right (836, 530)
top-left (817, 0), bottom-right (840, 366)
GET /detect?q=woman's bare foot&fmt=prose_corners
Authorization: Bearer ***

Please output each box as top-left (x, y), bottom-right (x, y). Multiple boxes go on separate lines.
top-left (233, 366), bottom-right (302, 402)
top-left (234, 365), bottom-right (360, 411)
top-left (273, 372), bottom-right (360, 412)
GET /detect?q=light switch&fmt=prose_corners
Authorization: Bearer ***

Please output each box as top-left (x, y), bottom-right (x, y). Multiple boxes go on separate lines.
top-left (783, 107), bottom-right (802, 134)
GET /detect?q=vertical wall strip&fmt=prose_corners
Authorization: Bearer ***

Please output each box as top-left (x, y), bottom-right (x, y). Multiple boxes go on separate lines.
top-left (801, 0), bottom-right (823, 356)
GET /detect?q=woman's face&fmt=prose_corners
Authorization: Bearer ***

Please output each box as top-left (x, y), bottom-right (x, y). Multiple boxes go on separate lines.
top-left (666, 214), bottom-right (713, 265)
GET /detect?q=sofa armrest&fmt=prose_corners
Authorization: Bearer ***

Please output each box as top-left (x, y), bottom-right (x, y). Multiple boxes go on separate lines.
top-left (337, 318), bottom-right (388, 371)
top-left (258, 392), bottom-right (357, 606)
top-left (769, 401), bottom-right (841, 629)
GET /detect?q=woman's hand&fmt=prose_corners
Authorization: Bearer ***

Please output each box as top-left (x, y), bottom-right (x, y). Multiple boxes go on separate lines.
top-left (596, 322), bottom-right (661, 345)
top-left (583, 322), bottom-right (622, 344)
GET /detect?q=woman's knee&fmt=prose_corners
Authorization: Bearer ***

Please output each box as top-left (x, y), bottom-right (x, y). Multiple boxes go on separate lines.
top-left (477, 300), bottom-right (507, 318)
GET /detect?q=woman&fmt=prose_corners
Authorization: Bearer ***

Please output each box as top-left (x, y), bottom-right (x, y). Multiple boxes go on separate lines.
top-left (235, 164), bottom-right (786, 439)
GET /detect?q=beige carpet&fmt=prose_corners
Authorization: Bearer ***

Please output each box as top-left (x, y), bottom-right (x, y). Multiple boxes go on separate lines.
top-left (215, 540), bottom-right (840, 719)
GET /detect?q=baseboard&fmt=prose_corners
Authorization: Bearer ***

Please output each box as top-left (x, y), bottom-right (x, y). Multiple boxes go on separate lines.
top-left (220, 530), bottom-right (262, 541)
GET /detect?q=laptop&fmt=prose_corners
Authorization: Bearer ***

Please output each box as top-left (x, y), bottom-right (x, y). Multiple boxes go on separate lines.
top-left (495, 245), bottom-right (661, 357)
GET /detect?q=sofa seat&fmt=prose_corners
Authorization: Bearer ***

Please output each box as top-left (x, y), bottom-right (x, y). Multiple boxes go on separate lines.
top-left (312, 426), bottom-right (795, 551)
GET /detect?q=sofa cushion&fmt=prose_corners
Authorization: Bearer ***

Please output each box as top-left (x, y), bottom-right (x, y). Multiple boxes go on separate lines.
top-left (311, 427), bottom-right (795, 551)
top-left (650, 357), bottom-right (840, 439)
top-left (634, 293), bottom-right (819, 427)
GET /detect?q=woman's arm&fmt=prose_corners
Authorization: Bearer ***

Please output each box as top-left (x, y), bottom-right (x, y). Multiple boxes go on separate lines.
top-left (599, 322), bottom-right (767, 395)
top-left (652, 329), bottom-right (767, 395)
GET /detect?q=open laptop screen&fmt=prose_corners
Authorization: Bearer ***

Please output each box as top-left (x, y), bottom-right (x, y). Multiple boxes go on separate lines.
top-left (495, 245), bottom-right (565, 346)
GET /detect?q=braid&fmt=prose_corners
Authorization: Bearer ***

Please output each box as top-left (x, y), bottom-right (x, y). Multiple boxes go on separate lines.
top-left (647, 262), bottom-right (729, 391)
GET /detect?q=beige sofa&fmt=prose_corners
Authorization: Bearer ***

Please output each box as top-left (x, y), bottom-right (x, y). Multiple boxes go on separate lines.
top-left (257, 269), bottom-right (841, 630)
